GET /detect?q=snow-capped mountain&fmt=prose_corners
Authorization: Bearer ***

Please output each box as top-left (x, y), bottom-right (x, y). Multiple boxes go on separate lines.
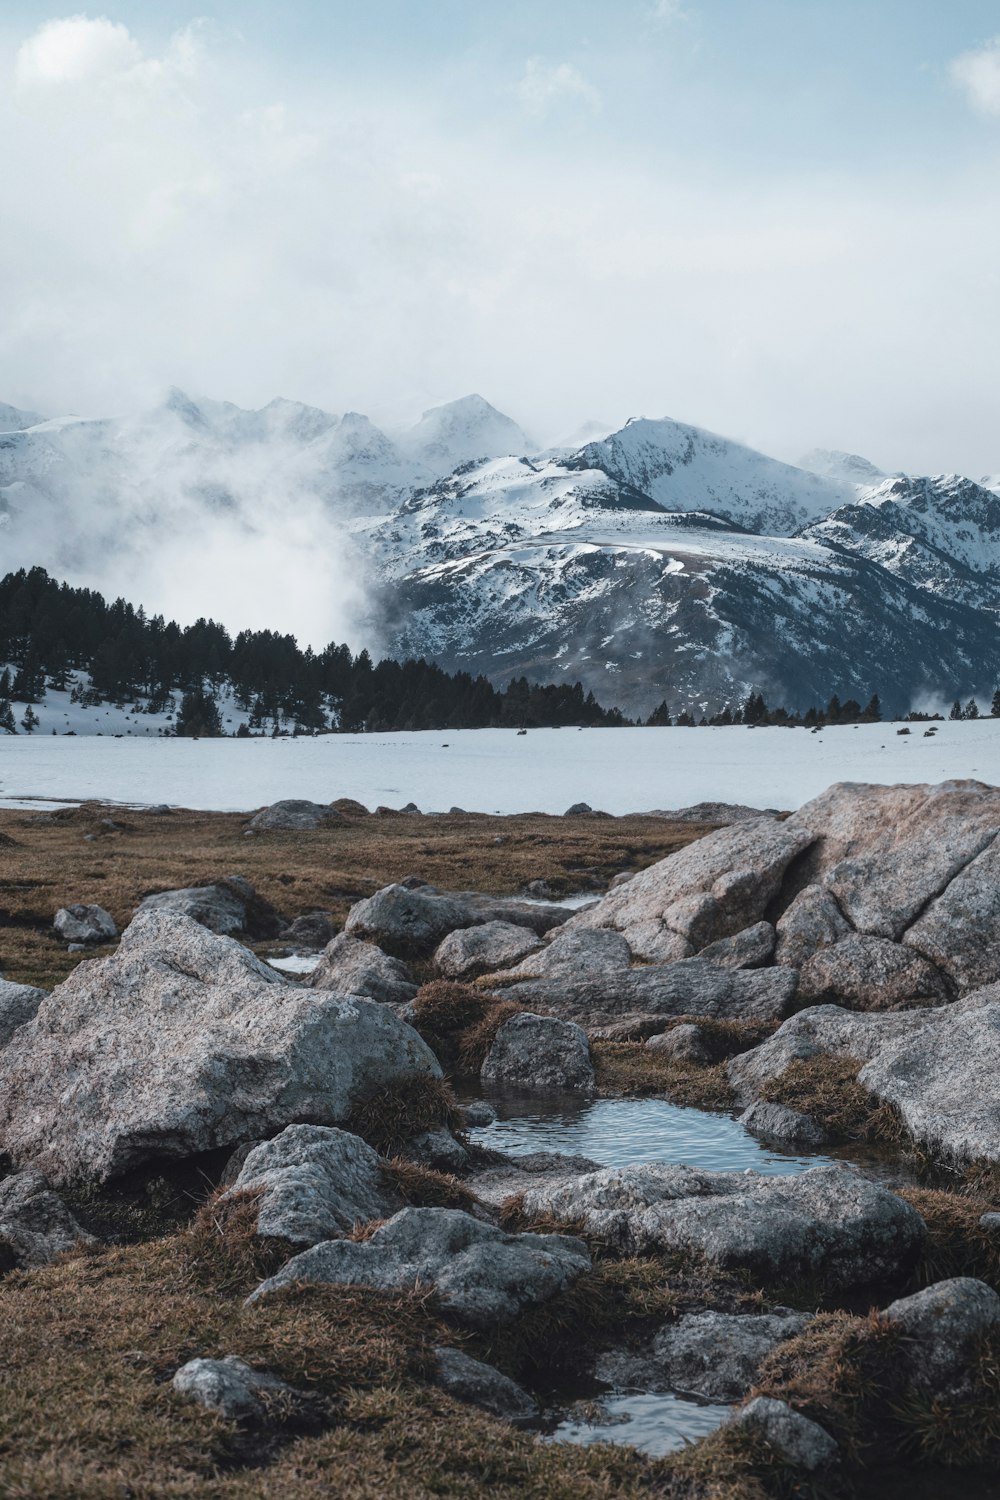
top-left (0, 402), bottom-right (46, 433)
top-left (2, 387), bottom-right (1000, 715)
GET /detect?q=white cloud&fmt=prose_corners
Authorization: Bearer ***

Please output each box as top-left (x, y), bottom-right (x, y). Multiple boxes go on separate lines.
top-left (950, 36), bottom-right (1000, 117)
top-left (16, 14), bottom-right (141, 86)
top-left (648, 0), bottom-right (687, 24)
top-left (516, 57), bottom-right (601, 117)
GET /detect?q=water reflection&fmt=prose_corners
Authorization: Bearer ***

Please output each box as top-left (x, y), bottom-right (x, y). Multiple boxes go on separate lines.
top-left (549, 1392), bottom-right (732, 1457)
top-left (465, 1092), bottom-right (835, 1176)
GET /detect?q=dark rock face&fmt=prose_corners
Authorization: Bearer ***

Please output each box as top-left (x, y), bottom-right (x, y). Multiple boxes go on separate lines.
top-left (279, 912), bottom-right (336, 949)
top-left (53, 904), bottom-right (117, 945)
top-left (480, 1013), bottom-right (595, 1093)
top-left (248, 1207), bottom-right (592, 1327)
top-left (0, 910), bottom-right (441, 1184)
top-left (344, 883), bottom-right (570, 958)
top-left (645, 1023), bottom-right (713, 1062)
top-left (247, 800), bottom-right (343, 831)
top-left (432, 1347), bottom-right (538, 1425)
top-left (309, 934), bottom-right (417, 1007)
top-left (597, 1308), bottom-right (812, 1402)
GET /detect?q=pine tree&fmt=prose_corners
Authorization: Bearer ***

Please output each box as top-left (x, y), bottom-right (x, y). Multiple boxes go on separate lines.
top-left (992, 689), bottom-right (1000, 718)
top-left (964, 697), bottom-right (980, 720)
top-left (863, 694), bottom-right (881, 722)
top-left (175, 686), bottom-right (223, 737)
top-left (0, 700), bottom-right (15, 734)
top-left (950, 699), bottom-right (963, 721)
top-left (20, 705), bottom-right (39, 733)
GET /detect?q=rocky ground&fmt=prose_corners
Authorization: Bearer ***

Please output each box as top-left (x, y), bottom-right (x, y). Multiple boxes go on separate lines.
top-left (3, 783), bottom-right (1000, 1497)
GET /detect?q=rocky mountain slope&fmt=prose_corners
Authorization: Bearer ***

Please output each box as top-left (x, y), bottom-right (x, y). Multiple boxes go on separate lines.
top-left (1, 389), bottom-right (999, 715)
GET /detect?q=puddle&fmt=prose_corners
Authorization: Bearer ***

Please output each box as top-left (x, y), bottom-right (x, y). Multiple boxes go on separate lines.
top-left (464, 1092), bottom-right (836, 1176)
top-left (267, 953), bottom-right (322, 975)
top-left (548, 1392), bottom-right (731, 1457)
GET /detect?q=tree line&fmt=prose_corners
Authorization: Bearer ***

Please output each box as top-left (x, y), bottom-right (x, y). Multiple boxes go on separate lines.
top-left (0, 568), bottom-right (628, 734)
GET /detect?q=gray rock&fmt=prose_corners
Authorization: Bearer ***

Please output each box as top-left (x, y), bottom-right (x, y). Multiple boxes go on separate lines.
top-left (730, 1396), bottom-right (839, 1471)
top-left (980, 1212), bottom-right (1000, 1231)
top-left (469, 1151), bottom-right (605, 1209)
top-left (645, 1024), bottom-right (713, 1063)
top-left (172, 1356), bottom-right (296, 1422)
top-left (481, 1013), bottom-right (595, 1093)
top-left (774, 885), bottom-right (852, 969)
top-left (0, 979), bottom-right (46, 1047)
top-left (434, 922), bottom-right (543, 981)
top-left (564, 802), bottom-right (593, 815)
top-left (738, 1100), bottom-right (830, 1148)
top-left (597, 1308), bottom-right (811, 1401)
top-left (279, 912), bottom-right (336, 949)
top-left (53, 904), bottom-right (117, 945)
top-left (247, 800), bottom-right (342, 832)
top-left (0, 1169), bottom-right (96, 1265)
top-left (136, 877), bottom-right (260, 936)
top-left (248, 1207), bottom-right (591, 1326)
top-left (642, 802), bottom-right (781, 825)
top-left (398, 1127), bottom-right (470, 1173)
top-left (432, 1346), bottom-right (538, 1425)
top-left (308, 933), bottom-right (417, 1007)
top-left (797, 934), bottom-right (948, 1010)
top-left (698, 921), bottom-right (776, 970)
top-left (491, 959), bottom-right (797, 1029)
top-left (344, 883), bottom-right (571, 959)
top-left (517, 1163), bottom-right (925, 1289)
top-left (222, 1125), bottom-right (402, 1244)
top-left (496, 927), bottom-right (631, 982)
top-left (563, 818), bottom-right (813, 961)
top-left (882, 1277), bottom-right (1000, 1391)
top-left (904, 834), bottom-right (1000, 991)
top-left (462, 1100), bottom-right (498, 1127)
top-left (0, 910), bottom-right (441, 1184)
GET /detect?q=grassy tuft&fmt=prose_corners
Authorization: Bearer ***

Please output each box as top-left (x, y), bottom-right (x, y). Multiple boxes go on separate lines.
top-left (897, 1185), bottom-right (1000, 1290)
top-left (344, 1074), bottom-right (463, 1157)
top-left (592, 1040), bottom-right (736, 1109)
top-left (181, 1188), bottom-right (298, 1297)
top-left (381, 1157), bottom-right (480, 1213)
top-left (456, 1000), bottom-right (527, 1074)
top-left (758, 1055), bottom-right (904, 1145)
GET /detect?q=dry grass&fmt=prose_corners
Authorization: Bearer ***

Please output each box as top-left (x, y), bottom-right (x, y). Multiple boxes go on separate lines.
top-left (592, 1041), bottom-right (736, 1110)
top-left (897, 1186), bottom-right (1000, 1290)
top-left (343, 1075), bottom-right (463, 1158)
top-left (380, 1158), bottom-right (481, 1213)
top-left (758, 1055), bottom-right (904, 1146)
top-left (0, 801), bottom-right (707, 990)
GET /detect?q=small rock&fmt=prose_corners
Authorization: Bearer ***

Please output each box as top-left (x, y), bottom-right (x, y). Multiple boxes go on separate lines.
top-left (979, 1212), bottom-right (1000, 1230)
top-left (730, 1396), bottom-right (839, 1471)
top-left (248, 1207), bottom-right (591, 1326)
top-left (0, 979), bottom-right (46, 1047)
top-left (400, 802), bottom-right (421, 814)
top-left (279, 912), bottom-right (336, 949)
top-left (434, 922), bottom-right (543, 981)
top-left (53, 904), bottom-right (117, 945)
top-left (136, 878), bottom-right (277, 937)
top-left (67, 943), bottom-right (86, 953)
top-left (330, 798), bottom-right (369, 816)
top-left (398, 1127), bottom-right (469, 1174)
top-left (738, 1100), bottom-right (830, 1148)
top-left (308, 933), bottom-right (417, 1007)
top-left (462, 1101), bottom-right (498, 1128)
top-left (597, 1308), bottom-right (811, 1401)
top-left (481, 1013), bottom-right (595, 1093)
top-left (882, 1277), bottom-right (1000, 1390)
top-left (247, 800), bottom-right (343, 831)
top-left (645, 1023), bottom-right (713, 1063)
top-left (172, 1356), bottom-right (297, 1423)
top-left (345, 883), bottom-right (570, 959)
top-left (698, 921), bottom-right (776, 970)
top-left (564, 802), bottom-right (593, 816)
top-left (432, 1346), bottom-right (538, 1425)
top-left (0, 1169), bottom-right (96, 1265)
top-left (222, 1125), bottom-right (403, 1245)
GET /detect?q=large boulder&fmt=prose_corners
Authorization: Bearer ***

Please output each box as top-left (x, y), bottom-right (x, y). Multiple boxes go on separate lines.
top-left (0, 979), bottom-right (46, 1047)
top-left (563, 817), bottom-right (813, 961)
top-left (53, 904), bottom-right (117, 945)
top-left (136, 876), bottom-right (277, 937)
top-left (697, 921), bottom-right (776, 970)
top-left (516, 1163), bottom-right (925, 1290)
top-left (344, 883), bottom-right (570, 959)
top-left (597, 1308), bottom-right (811, 1402)
top-left (487, 959), bottom-right (797, 1029)
top-left (221, 1125), bottom-right (402, 1244)
top-left (480, 1013), bottom-right (595, 1093)
top-left (0, 1169), bottom-right (96, 1265)
top-left (247, 800), bottom-right (342, 832)
top-left (433, 922), bottom-right (543, 981)
top-left (308, 934), bottom-right (417, 1007)
top-left (730, 1397), bottom-right (839, 1472)
top-left (0, 910), bottom-right (441, 1184)
top-left (493, 927), bottom-right (631, 983)
top-left (248, 1207), bottom-right (591, 1326)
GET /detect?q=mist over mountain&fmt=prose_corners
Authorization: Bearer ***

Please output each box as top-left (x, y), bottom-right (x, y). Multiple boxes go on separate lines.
top-left (2, 387), bottom-right (999, 716)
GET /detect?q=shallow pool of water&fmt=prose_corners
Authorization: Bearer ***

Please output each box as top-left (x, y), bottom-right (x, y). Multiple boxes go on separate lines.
top-left (465, 1093), bottom-right (836, 1176)
top-left (549, 1392), bottom-right (731, 1457)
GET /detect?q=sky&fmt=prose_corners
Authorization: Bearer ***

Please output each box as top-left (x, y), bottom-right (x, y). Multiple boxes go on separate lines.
top-left (3, 2), bottom-right (1000, 474)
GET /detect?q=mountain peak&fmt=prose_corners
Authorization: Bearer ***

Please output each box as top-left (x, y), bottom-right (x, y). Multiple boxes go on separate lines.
top-left (403, 394), bottom-right (532, 473)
